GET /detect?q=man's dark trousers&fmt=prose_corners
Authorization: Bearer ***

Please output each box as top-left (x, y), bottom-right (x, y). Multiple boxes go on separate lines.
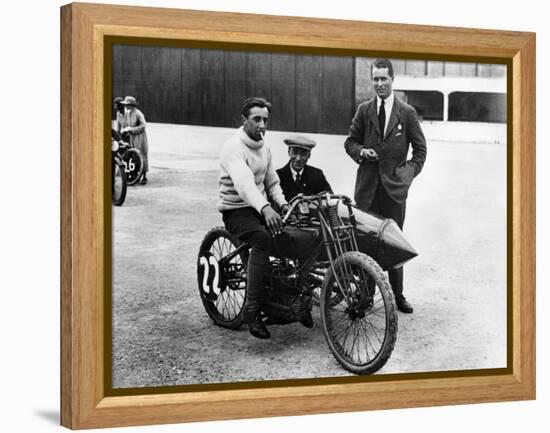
top-left (365, 177), bottom-right (406, 297)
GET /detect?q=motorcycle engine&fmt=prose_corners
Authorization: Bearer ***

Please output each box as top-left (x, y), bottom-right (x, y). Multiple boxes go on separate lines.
top-left (263, 258), bottom-right (312, 325)
top-left (269, 258), bottom-right (299, 295)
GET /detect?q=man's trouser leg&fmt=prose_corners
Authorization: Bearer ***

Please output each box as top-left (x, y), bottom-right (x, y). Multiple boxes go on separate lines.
top-left (245, 243), bottom-right (272, 339)
top-left (368, 182), bottom-right (407, 299)
top-left (222, 208), bottom-right (273, 338)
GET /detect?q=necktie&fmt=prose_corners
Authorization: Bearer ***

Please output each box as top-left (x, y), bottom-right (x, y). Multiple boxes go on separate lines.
top-left (378, 99), bottom-right (386, 137)
top-left (295, 172), bottom-right (302, 189)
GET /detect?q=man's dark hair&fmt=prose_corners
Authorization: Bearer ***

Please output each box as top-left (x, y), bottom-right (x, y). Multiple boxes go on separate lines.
top-left (371, 58), bottom-right (394, 78)
top-left (241, 97), bottom-right (272, 117)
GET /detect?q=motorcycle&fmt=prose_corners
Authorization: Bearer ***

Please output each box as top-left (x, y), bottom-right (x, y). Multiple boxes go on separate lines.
top-left (112, 129), bottom-right (144, 186)
top-left (197, 192), bottom-right (417, 375)
top-left (111, 138), bottom-right (127, 206)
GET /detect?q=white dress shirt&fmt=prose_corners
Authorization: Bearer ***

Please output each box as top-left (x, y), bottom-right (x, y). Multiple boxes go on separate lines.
top-left (290, 166), bottom-right (304, 183)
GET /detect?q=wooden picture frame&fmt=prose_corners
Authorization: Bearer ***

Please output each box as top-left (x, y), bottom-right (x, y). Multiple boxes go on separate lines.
top-left (60, 2), bottom-right (535, 429)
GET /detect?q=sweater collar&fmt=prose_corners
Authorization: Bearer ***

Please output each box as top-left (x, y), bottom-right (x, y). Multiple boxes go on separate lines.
top-left (238, 126), bottom-right (264, 150)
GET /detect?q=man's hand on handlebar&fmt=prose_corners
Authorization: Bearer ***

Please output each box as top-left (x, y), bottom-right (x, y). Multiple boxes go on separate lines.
top-left (280, 203), bottom-right (298, 224)
top-left (262, 204), bottom-right (283, 236)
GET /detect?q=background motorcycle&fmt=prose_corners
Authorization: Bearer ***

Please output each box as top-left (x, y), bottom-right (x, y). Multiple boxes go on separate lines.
top-left (112, 129), bottom-right (144, 186)
top-left (111, 138), bottom-right (127, 206)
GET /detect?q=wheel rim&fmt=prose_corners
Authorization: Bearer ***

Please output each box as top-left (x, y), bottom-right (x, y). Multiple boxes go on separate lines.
top-left (199, 235), bottom-right (246, 323)
top-left (324, 262), bottom-right (389, 367)
top-left (113, 164), bottom-right (124, 201)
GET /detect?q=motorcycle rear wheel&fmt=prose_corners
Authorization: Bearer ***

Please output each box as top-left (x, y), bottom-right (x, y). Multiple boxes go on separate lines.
top-left (112, 160), bottom-right (127, 206)
top-left (321, 251), bottom-right (397, 375)
top-left (197, 227), bottom-right (249, 329)
top-left (122, 148), bottom-right (144, 186)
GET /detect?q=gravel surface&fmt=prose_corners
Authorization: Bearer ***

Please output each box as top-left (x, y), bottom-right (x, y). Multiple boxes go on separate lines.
top-left (112, 123), bottom-right (507, 389)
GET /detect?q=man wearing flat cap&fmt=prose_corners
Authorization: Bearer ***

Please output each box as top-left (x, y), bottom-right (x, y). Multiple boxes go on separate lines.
top-left (276, 135), bottom-right (333, 201)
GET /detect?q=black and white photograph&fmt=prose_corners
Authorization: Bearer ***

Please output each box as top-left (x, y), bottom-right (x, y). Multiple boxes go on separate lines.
top-left (3, 0), bottom-right (548, 431)
top-left (110, 45), bottom-right (507, 388)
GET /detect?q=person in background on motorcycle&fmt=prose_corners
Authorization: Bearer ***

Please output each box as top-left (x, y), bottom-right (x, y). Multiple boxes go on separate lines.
top-left (119, 96), bottom-right (149, 185)
top-left (113, 96), bottom-right (125, 134)
top-left (276, 135), bottom-right (333, 201)
top-left (217, 97), bottom-right (307, 340)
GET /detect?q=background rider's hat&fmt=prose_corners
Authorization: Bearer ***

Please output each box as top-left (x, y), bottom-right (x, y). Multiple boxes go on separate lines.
top-left (283, 135), bottom-right (316, 152)
top-left (121, 96), bottom-right (138, 106)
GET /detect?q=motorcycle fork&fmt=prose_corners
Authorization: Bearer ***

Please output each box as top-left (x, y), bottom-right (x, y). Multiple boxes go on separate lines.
top-left (319, 216), bottom-right (355, 306)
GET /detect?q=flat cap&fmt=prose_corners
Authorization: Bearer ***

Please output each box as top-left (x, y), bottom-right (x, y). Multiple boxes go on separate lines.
top-left (283, 135), bottom-right (316, 151)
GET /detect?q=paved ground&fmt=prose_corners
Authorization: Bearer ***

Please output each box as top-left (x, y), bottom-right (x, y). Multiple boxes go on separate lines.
top-left (112, 122), bottom-right (507, 388)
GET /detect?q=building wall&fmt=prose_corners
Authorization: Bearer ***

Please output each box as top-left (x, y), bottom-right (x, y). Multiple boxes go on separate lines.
top-left (112, 45), bottom-right (355, 134)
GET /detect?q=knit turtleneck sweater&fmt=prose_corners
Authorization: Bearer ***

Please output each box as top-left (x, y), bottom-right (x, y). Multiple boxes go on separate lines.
top-left (217, 127), bottom-right (287, 213)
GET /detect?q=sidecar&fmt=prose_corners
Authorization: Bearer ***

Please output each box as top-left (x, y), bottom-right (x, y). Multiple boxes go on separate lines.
top-left (338, 203), bottom-right (418, 271)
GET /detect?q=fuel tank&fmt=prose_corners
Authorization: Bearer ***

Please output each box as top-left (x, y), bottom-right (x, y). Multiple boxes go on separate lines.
top-left (337, 203), bottom-right (418, 270)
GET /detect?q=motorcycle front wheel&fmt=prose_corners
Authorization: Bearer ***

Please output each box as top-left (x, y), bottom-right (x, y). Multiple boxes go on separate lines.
top-left (197, 227), bottom-right (249, 329)
top-left (321, 251), bottom-right (397, 375)
top-left (112, 159), bottom-right (127, 206)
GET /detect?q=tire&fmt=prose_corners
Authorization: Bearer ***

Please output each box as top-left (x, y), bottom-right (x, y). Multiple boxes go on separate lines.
top-left (122, 148), bottom-right (144, 186)
top-left (320, 251), bottom-right (397, 375)
top-left (197, 227), bottom-right (249, 329)
top-left (112, 160), bottom-right (127, 206)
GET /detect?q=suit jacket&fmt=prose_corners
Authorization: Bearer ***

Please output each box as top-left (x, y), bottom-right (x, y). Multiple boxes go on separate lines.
top-left (344, 96), bottom-right (427, 209)
top-left (276, 162), bottom-right (333, 201)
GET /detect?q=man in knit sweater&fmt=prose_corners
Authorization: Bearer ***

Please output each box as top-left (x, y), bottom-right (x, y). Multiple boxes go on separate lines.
top-left (218, 97), bottom-right (305, 340)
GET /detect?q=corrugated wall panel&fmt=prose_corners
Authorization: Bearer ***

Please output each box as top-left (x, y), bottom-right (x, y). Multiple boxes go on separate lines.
top-left (117, 45), bottom-right (143, 104)
top-left (321, 56), bottom-right (354, 134)
top-left (270, 53), bottom-right (296, 132)
top-left (141, 46), bottom-right (182, 123)
top-left (200, 50), bottom-right (225, 127)
top-left (246, 52), bottom-right (272, 104)
top-left (296, 55), bottom-right (323, 133)
top-left (223, 51), bottom-right (247, 128)
top-left (181, 48), bottom-right (202, 125)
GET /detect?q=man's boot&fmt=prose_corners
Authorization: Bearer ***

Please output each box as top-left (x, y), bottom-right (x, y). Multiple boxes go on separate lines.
top-left (244, 247), bottom-right (270, 339)
top-left (299, 294), bottom-right (314, 328)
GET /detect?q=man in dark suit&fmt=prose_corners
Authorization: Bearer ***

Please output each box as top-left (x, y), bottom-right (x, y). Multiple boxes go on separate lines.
top-left (276, 135), bottom-right (333, 201)
top-left (344, 58), bottom-right (427, 314)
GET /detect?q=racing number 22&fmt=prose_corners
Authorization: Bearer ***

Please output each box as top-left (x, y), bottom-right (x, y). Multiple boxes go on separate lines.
top-left (199, 255), bottom-right (220, 294)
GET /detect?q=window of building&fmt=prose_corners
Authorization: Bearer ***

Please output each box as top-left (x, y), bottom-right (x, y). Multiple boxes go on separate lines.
top-left (396, 90), bottom-right (444, 121)
top-left (448, 92), bottom-right (506, 123)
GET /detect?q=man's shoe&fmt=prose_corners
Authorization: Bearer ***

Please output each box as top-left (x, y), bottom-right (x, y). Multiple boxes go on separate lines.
top-left (140, 176), bottom-right (148, 185)
top-left (248, 318), bottom-right (271, 339)
top-left (300, 309), bottom-right (314, 328)
top-left (395, 296), bottom-right (413, 314)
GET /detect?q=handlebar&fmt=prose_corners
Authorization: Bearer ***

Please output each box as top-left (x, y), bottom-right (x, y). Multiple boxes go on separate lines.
top-left (281, 192), bottom-right (353, 224)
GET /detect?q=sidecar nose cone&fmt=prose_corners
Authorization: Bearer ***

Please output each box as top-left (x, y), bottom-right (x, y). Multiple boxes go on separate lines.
top-left (337, 203), bottom-right (418, 269)
top-left (381, 220), bottom-right (418, 268)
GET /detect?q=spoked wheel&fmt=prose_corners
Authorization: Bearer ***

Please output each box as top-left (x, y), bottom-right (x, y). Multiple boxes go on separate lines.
top-left (311, 261), bottom-right (343, 307)
top-left (321, 251), bottom-right (397, 375)
top-left (112, 160), bottom-right (127, 206)
top-left (197, 227), bottom-right (249, 329)
top-left (122, 148), bottom-right (143, 186)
